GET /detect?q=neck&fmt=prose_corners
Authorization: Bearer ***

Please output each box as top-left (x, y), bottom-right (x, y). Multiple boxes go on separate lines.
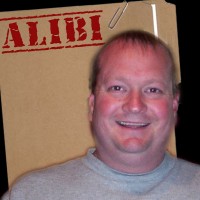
top-left (93, 149), bottom-right (165, 174)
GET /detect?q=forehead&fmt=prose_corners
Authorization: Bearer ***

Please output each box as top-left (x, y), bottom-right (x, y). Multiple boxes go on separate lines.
top-left (96, 40), bottom-right (172, 85)
top-left (99, 40), bottom-right (171, 70)
top-left (100, 38), bottom-right (170, 60)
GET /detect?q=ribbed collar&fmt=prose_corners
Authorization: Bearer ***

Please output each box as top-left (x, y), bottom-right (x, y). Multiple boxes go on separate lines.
top-left (82, 148), bottom-right (176, 194)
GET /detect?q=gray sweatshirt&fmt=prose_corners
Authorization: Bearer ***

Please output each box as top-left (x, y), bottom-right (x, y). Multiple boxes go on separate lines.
top-left (1, 148), bottom-right (200, 200)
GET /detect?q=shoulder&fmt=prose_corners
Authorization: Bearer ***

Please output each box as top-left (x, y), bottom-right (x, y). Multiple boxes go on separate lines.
top-left (176, 157), bottom-right (200, 171)
top-left (173, 157), bottom-right (200, 183)
top-left (6, 157), bottom-right (86, 199)
top-left (1, 192), bottom-right (9, 200)
top-left (15, 157), bottom-right (84, 184)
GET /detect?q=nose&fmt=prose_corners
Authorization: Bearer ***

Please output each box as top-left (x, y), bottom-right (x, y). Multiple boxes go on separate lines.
top-left (122, 90), bottom-right (147, 114)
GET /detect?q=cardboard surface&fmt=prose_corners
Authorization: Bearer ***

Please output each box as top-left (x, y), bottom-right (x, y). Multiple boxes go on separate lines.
top-left (0, 0), bottom-right (180, 186)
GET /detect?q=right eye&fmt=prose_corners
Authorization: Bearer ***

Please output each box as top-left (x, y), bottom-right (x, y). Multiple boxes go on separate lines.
top-left (107, 85), bottom-right (127, 94)
top-left (109, 85), bottom-right (123, 91)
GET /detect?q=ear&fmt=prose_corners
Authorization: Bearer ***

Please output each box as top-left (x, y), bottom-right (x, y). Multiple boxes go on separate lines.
top-left (172, 92), bottom-right (180, 117)
top-left (88, 93), bottom-right (95, 121)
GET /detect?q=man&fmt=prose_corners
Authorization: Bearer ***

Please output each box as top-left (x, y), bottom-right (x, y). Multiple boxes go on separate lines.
top-left (2, 30), bottom-right (200, 199)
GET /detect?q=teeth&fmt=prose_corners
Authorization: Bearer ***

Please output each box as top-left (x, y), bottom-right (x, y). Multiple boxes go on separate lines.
top-left (118, 121), bottom-right (149, 127)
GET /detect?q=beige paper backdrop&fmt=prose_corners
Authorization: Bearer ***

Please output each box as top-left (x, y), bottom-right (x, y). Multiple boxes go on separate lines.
top-left (0, 0), bottom-right (180, 186)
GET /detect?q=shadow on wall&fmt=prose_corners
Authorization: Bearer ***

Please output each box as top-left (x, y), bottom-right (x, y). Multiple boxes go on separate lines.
top-left (0, 93), bottom-right (8, 197)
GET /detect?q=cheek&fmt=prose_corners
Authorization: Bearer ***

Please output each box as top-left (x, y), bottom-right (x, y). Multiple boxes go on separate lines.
top-left (152, 100), bottom-right (175, 120)
top-left (95, 95), bottom-right (119, 117)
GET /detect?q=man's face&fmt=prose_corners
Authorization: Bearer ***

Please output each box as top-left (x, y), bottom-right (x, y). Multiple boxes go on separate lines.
top-left (88, 42), bottom-right (179, 161)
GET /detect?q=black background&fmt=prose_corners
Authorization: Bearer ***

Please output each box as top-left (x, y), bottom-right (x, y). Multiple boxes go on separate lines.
top-left (0, 0), bottom-right (199, 197)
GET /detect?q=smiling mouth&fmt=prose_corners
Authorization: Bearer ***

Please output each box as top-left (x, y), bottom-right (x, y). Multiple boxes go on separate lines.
top-left (116, 121), bottom-right (150, 128)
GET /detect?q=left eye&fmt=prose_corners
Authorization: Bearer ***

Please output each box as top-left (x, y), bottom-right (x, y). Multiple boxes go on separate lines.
top-left (146, 88), bottom-right (162, 94)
